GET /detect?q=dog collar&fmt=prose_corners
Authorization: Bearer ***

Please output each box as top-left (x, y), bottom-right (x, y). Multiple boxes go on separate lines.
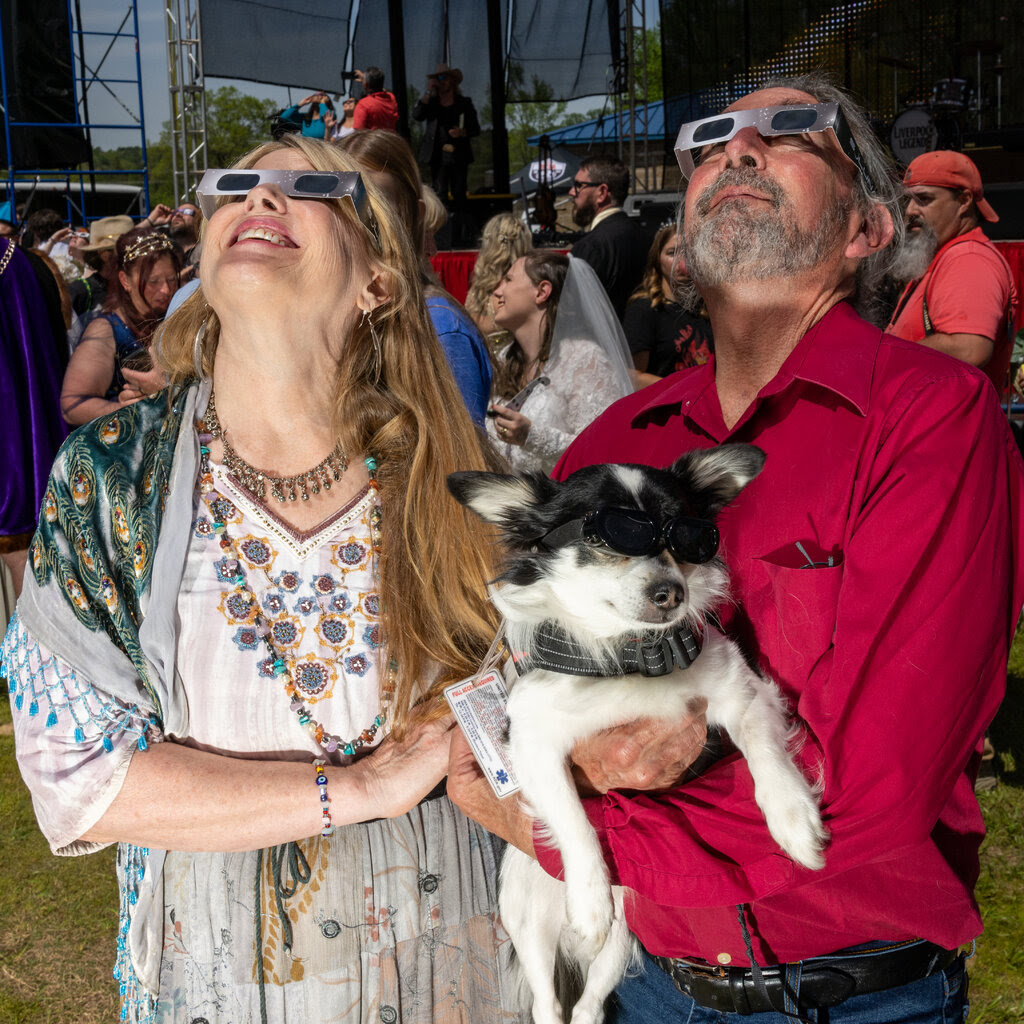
top-left (509, 621), bottom-right (702, 678)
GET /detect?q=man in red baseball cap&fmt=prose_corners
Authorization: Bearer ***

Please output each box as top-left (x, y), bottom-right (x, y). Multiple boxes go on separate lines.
top-left (887, 150), bottom-right (1017, 396)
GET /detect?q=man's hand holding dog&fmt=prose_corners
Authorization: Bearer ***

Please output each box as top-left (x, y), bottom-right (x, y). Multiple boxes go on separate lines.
top-left (447, 703), bottom-right (709, 854)
top-left (447, 728), bottom-right (537, 855)
top-left (571, 702), bottom-right (709, 793)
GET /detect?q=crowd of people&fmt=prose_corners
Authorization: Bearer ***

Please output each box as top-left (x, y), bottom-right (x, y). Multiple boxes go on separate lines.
top-left (1, 67), bottom-right (1022, 1024)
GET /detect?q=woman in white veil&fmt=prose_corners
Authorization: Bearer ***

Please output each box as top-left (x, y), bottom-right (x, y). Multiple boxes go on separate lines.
top-left (487, 252), bottom-right (634, 473)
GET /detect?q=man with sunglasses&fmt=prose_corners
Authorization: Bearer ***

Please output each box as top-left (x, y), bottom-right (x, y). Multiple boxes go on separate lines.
top-left (450, 75), bottom-right (1024, 1024)
top-left (568, 155), bottom-right (649, 319)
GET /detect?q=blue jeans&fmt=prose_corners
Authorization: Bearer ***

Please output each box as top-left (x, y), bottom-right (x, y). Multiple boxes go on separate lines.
top-left (609, 949), bottom-right (969, 1024)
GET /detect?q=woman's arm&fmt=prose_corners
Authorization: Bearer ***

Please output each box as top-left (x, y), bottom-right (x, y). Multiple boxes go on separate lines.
top-left (6, 596), bottom-right (453, 857)
top-left (82, 713), bottom-right (455, 851)
top-left (60, 318), bottom-right (123, 425)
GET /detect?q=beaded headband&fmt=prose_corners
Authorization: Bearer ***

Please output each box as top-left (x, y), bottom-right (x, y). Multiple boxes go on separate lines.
top-left (123, 232), bottom-right (176, 266)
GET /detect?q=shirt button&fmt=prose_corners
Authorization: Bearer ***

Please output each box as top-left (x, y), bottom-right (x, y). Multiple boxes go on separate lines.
top-left (379, 1007), bottom-right (398, 1023)
top-left (419, 872), bottom-right (439, 894)
top-left (716, 952), bottom-right (732, 965)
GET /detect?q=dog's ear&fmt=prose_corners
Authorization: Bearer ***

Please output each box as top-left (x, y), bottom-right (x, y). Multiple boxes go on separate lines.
top-left (669, 444), bottom-right (766, 514)
top-left (446, 471), bottom-right (560, 540)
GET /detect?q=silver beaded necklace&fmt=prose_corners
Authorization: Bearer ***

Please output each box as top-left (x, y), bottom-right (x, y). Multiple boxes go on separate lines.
top-left (201, 390), bottom-right (348, 503)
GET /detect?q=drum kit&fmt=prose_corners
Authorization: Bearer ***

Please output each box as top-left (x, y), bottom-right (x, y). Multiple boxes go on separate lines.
top-left (880, 40), bottom-right (1007, 165)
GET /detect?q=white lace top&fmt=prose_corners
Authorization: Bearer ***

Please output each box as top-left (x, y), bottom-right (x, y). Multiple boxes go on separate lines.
top-left (485, 337), bottom-right (631, 474)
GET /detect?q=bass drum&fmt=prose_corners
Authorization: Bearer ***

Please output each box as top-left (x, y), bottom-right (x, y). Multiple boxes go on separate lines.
top-left (890, 107), bottom-right (938, 165)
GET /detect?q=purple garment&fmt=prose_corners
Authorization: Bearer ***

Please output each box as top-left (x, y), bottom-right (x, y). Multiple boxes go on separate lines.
top-left (0, 241), bottom-right (69, 539)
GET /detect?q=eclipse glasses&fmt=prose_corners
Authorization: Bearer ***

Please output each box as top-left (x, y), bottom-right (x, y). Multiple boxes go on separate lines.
top-left (541, 507), bottom-right (720, 566)
top-left (673, 102), bottom-right (875, 191)
top-left (194, 168), bottom-right (377, 243)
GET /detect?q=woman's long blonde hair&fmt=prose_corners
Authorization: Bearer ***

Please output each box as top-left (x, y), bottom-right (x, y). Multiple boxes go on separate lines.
top-left (465, 212), bottom-right (533, 323)
top-left (157, 134), bottom-right (499, 733)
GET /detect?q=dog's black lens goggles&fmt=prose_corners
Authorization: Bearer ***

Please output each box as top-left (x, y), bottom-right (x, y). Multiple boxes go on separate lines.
top-left (540, 507), bottom-right (720, 565)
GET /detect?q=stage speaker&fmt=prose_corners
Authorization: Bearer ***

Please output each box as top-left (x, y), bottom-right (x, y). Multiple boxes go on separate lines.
top-left (0, 0), bottom-right (91, 170)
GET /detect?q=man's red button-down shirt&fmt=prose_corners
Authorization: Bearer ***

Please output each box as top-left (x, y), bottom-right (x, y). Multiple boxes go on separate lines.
top-left (547, 301), bottom-right (1024, 966)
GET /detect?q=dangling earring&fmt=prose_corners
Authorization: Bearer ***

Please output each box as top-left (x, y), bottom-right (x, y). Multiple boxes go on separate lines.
top-left (361, 308), bottom-right (383, 383)
top-left (192, 317), bottom-right (209, 378)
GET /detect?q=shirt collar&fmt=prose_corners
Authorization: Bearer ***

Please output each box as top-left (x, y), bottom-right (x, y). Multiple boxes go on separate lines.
top-left (589, 206), bottom-right (623, 231)
top-left (628, 302), bottom-right (881, 434)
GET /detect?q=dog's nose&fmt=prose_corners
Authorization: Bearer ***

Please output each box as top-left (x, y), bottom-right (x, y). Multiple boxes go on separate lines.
top-left (647, 579), bottom-right (685, 609)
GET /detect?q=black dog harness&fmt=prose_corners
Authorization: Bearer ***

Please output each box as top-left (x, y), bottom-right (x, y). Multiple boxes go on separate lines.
top-left (508, 621), bottom-right (702, 678)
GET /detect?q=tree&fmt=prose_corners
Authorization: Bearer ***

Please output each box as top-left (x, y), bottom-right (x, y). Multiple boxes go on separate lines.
top-left (90, 86), bottom-right (282, 208)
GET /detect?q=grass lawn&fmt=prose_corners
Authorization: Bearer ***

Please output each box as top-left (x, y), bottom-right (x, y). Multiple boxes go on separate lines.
top-left (1, 632), bottom-right (1022, 1023)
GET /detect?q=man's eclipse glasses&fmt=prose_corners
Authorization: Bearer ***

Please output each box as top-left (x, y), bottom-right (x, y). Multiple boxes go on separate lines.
top-left (673, 102), bottom-right (875, 191)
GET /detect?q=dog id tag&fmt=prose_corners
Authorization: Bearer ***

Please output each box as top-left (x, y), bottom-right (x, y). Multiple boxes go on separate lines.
top-left (444, 670), bottom-right (520, 798)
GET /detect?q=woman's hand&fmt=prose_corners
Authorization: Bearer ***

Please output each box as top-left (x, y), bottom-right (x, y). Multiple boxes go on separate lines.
top-left (570, 700), bottom-right (709, 794)
top-left (447, 728), bottom-right (536, 855)
top-left (119, 365), bottom-right (169, 404)
top-left (350, 712), bottom-right (455, 820)
top-left (491, 404), bottom-right (532, 446)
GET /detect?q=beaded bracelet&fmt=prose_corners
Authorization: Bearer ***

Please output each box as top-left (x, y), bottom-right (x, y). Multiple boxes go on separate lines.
top-left (313, 758), bottom-right (334, 837)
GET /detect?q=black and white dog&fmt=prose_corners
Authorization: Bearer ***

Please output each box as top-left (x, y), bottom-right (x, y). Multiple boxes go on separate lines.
top-left (448, 445), bottom-right (827, 1024)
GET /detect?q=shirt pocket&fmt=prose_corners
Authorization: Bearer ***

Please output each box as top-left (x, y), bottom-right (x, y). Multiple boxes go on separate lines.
top-left (747, 553), bottom-right (844, 691)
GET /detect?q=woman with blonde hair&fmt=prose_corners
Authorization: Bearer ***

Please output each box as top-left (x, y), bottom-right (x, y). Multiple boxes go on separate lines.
top-left (3, 134), bottom-right (522, 1022)
top-left (465, 212), bottom-right (533, 340)
top-left (623, 223), bottom-right (713, 380)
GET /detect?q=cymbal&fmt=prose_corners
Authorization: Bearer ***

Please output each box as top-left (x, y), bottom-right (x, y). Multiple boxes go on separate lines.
top-left (956, 40), bottom-right (1002, 55)
top-left (878, 55), bottom-right (916, 70)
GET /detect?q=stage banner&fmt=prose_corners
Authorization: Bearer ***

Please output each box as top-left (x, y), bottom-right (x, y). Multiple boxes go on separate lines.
top-left (200, 0), bottom-right (354, 90)
top-left (351, 1), bottom-right (507, 119)
top-left (508, 0), bottom-right (615, 101)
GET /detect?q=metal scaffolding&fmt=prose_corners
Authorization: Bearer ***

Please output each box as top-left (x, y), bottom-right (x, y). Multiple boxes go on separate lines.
top-left (0, 0), bottom-right (149, 223)
top-left (612, 0), bottom-right (652, 193)
top-left (165, 0), bottom-right (207, 205)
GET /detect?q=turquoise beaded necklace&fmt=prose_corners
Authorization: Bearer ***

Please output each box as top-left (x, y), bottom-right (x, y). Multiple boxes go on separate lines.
top-left (197, 420), bottom-right (394, 756)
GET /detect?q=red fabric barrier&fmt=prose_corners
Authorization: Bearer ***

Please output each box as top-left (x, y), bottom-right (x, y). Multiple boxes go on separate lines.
top-left (433, 243), bottom-right (1024, 330)
top-left (430, 250), bottom-right (479, 305)
top-left (994, 241), bottom-right (1024, 333)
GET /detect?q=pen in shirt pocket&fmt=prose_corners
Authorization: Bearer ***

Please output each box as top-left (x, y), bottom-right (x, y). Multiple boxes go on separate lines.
top-left (795, 541), bottom-right (835, 569)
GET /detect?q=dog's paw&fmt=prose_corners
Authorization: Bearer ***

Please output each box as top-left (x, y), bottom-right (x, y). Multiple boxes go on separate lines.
top-left (762, 787), bottom-right (829, 871)
top-left (566, 877), bottom-right (614, 961)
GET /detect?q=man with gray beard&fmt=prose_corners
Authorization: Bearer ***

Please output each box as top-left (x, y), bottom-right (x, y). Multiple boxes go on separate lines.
top-left (449, 73), bottom-right (1024, 1024)
top-left (887, 151), bottom-right (1017, 395)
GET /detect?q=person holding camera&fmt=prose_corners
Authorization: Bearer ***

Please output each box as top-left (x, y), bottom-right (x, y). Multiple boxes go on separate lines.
top-left (350, 66), bottom-right (398, 131)
top-left (279, 91), bottom-right (334, 140)
top-left (413, 63), bottom-right (480, 242)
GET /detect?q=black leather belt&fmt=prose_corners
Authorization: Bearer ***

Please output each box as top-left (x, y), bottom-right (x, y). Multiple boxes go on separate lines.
top-left (651, 940), bottom-right (959, 1015)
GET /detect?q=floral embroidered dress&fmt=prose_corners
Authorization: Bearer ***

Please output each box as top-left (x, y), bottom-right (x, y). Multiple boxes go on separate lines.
top-left (2, 381), bottom-right (523, 1024)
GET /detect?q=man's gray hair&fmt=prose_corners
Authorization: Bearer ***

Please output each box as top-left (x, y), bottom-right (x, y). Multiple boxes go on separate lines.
top-left (763, 73), bottom-right (904, 322)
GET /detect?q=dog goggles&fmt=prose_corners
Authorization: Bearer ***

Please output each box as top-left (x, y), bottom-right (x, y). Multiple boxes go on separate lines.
top-left (541, 508), bottom-right (720, 565)
top-left (673, 102), bottom-right (875, 190)
top-left (195, 168), bottom-right (377, 241)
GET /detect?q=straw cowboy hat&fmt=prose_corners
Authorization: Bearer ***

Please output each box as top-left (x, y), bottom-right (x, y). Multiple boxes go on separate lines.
top-left (80, 214), bottom-right (135, 253)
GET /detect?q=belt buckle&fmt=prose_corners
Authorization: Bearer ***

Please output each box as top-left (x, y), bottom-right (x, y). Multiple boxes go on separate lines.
top-left (680, 958), bottom-right (727, 980)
